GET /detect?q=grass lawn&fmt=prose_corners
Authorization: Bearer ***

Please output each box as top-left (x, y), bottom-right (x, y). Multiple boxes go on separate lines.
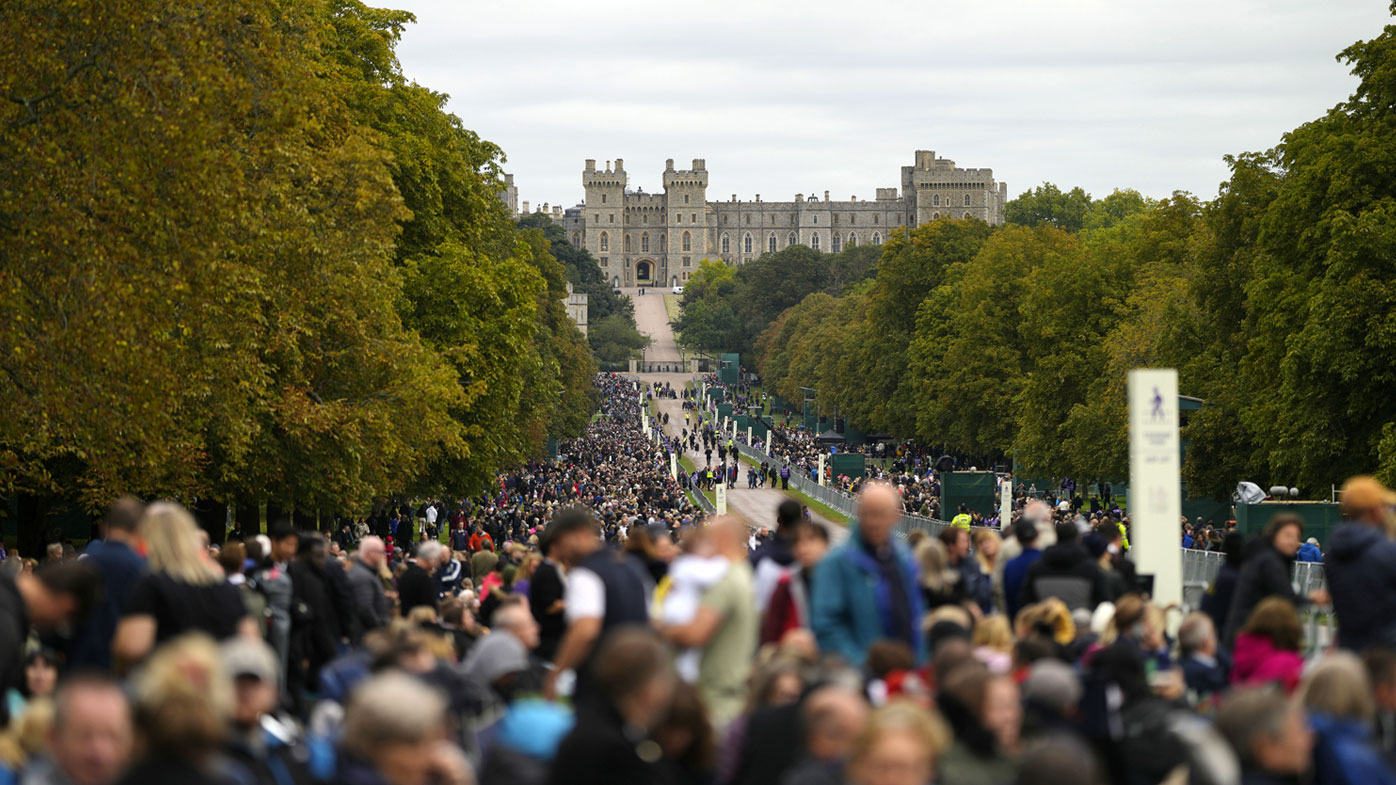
top-left (677, 454), bottom-right (715, 505)
top-left (662, 293), bottom-right (681, 322)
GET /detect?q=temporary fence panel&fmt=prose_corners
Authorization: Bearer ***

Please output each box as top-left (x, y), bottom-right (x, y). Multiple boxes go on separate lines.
top-left (1235, 501), bottom-right (1342, 547)
top-left (943, 471), bottom-right (998, 518)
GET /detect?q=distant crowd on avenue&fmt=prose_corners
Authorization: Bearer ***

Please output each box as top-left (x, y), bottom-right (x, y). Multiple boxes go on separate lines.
top-left (3, 373), bottom-right (1396, 785)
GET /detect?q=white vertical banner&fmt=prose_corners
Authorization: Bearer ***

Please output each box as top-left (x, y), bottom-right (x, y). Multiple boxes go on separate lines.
top-left (1000, 479), bottom-right (1012, 526)
top-left (818, 454), bottom-right (826, 487)
top-left (747, 426), bottom-right (752, 446)
top-left (715, 484), bottom-right (727, 515)
top-left (1128, 368), bottom-right (1182, 610)
top-left (670, 452), bottom-right (678, 480)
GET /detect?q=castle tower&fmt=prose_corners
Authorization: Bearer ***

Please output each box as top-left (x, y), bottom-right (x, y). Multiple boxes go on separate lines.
top-left (582, 159), bottom-right (627, 285)
top-left (661, 158), bottom-right (709, 287)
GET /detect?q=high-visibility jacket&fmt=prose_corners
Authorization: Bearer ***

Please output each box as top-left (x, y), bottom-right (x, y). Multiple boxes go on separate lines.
top-left (952, 513), bottom-right (972, 530)
top-left (1117, 521), bottom-right (1130, 551)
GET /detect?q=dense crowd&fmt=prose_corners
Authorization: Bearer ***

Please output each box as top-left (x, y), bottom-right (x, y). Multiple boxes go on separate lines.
top-left (4, 375), bottom-right (1396, 785)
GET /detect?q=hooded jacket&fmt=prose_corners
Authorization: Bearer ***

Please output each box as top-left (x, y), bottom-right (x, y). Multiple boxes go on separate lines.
top-left (1229, 632), bottom-right (1303, 693)
top-left (1324, 521), bottom-right (1396, 651)
top-left (810, 520), bottom-right (924, 666)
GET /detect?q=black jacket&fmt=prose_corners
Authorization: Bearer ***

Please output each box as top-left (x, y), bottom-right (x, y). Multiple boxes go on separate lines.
top-left (529, 560), bottom-right (566, 662)
top-left (397, 563), bottom-right (438, 616)
top-left (546, 699), bottom-right (674, 785)
top-left (1021, 541), bottom-right (1109, 612)
top-left (1223, 539), bottom-right (1301, 646)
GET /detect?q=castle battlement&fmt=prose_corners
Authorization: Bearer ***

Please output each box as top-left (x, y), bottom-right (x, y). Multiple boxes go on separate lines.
top-left (553, 149), bottom-right (1004, 290)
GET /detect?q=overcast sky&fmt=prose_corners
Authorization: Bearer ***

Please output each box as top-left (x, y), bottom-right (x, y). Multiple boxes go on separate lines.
top-left (391, 0), bottom-right (1391, 208)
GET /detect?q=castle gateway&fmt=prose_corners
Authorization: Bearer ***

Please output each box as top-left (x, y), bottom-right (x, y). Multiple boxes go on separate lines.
top-left (557, 150), bottom-right (1007, 288)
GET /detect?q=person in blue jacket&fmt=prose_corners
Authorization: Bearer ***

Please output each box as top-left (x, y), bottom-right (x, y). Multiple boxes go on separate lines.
top-left (1297, 537), bottom-right (1322, 563)
top-left (811, 482), bottom-right (924, 667)
top-left (1300, 651), bottom-right (1396, 785)
top-left (1325, 475), bottom-right (1396, 652)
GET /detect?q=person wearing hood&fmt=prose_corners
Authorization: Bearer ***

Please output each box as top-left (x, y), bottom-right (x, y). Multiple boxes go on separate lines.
top-left (1325, 475), bottom-right (1396, 652)
top-left (1019, 521), bottom-right (1109, 614)
top-left (811, 482), bottom-right (925, 667)
top-left (1223, 514), bottom-right (1327, 647)
top-left (1297, 538), bottom-right (1322, 563)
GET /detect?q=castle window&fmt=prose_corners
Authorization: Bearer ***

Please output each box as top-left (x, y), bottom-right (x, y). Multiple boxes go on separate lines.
top-left (600, 256), bottom-right (608, 266)
top-left (933, 213), bottom-right (940, 220)
top-left (601, 194), bottom-right (607, 204)
top-left (744, 233), bottom-right (753, 253)
top-left (833, 214), bottom-right (838, 225)
top-left (683, 271), bottom-right (689, 280)
top-left (676, 214), bottom-right (681, 223)
top-left (682, 256), bottom-right (691, 267)
top-left (933, 194), bottom-right (940, 206)
top-left (608, 213), bottom-right (614, 224)
top-left (599, 232), bottom-right (609, 252)
top-left (691, 213), bottom-right (696, 223)
top-left (642, 233), bottom-right (649, 253)
top-left (811, 233), bottom-right (820, 251)
top-left (593, 214), bottom-right (599, 224)
top-left (643, 214), bottom-right (648, 224)
top-left (872, 232), bottom-right (882, 246)
top-left (831, 234), bottom-right (841, 253)
top-left (722, 216), bottom-right (727, 225)
top-left (684, 195), bottom-right (690, 204)
top-left (964, 194), bottom-right (971, 206)
top-left (850, 214), bottom-right (856, 225)
top-left (660, 234), bottom-right (667, 252)
top-left (572, 232), bottom-right (580, 245)
top-left (745, 215), bottom-right (751, 225)
top-left (768, 235), bottom-right (777, 253)
top-left (624, 234), bottom-right (631, 253)
top-left (874, 215), bottom-right (880, 225)
top-left (787, 232), bottom-right (796, 248)
top-left (682, 231), bottom-right (691, 252)
top-left (964, 212), bottom-right (973, 219)
top-left (847, 233), bottom-right (857, 248)
top-left (813, 216), bottom-right (818, 224)
top-left (721, 234), bottom-right (730, 254)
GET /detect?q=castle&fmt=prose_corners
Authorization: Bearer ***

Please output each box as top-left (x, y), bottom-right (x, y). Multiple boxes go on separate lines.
top-left (512, 150), bottom-right (1007, 289)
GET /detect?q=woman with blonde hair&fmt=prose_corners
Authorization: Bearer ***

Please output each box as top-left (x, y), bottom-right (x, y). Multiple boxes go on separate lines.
top-left (971, 615), bottom-right (1014, 674)
top-left (119, 633), bottom-right (237, 784)
top-left (916, 538), bottom-right (967, 612)
top-left (1298, 651), bottom-right (1396, 785)
top-left (847, 701), bottom-right (953, 785)
top-left (113, 502), bottom-right (251, 668)
top-left (973, 529), bottom-right (1001, 580)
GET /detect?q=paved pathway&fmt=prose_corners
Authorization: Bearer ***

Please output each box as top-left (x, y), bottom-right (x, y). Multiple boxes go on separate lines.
top-left (625, 288), bottom-right (682, 364)
top-left (624, 289), bottom-right (847, 544)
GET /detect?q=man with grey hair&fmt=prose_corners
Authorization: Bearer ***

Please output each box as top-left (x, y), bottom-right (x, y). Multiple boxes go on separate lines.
top-left (1178, 612), bottom-right (1228, 699)
top-left (338, 672), bottom-right (472, 785)
top-left (811, 481), bottom-right (923, 666)
top-left (398, 540), bottom-right (442, 616)
top-left (348, 536), bottom-right (390, 635)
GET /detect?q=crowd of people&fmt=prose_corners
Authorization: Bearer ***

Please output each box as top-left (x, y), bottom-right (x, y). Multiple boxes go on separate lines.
top-left (4, 373), bottom-right (1396, 785)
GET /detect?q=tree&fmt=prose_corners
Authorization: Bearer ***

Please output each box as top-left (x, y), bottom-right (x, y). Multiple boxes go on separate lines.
top-left (1004, 183), bottom-right (1094, 233)
top-left (517, 212), bottom-right (633, 324)
top-left (590, 315), bottom-right (651, 369)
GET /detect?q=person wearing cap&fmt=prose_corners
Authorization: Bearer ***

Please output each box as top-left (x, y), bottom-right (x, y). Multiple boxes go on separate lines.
top-left (222, 638), bottom-right (333, 785)
top-left (1325, 475), bottom-right (1396, 652)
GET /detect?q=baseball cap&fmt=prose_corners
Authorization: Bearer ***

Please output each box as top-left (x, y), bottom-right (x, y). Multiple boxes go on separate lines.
top-left (223, 638), bottom-right (279, 684)
top-left (1340, 475), bottom-right (1396, 516)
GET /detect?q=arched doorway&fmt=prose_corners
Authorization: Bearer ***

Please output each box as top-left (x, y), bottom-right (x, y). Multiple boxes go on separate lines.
top-left (612, 276), bottom-right (620, 289)
top-left (671, 275), bottom-right (679, 287)
top-left (635, 259), bottom-right (654, 285)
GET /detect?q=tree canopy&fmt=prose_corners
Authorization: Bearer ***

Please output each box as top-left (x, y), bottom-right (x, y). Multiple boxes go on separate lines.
top-left (0, 0), bottom-right (595, 535)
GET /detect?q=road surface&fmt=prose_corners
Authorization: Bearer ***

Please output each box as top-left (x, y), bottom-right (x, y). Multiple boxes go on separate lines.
top-left (624, 290), bottom-right (848, 544)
